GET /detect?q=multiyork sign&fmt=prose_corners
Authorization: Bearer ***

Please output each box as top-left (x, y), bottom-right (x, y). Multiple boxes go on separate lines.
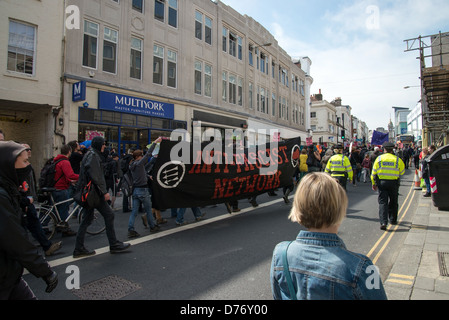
top-left (98, 91), bottom-right (174, 119)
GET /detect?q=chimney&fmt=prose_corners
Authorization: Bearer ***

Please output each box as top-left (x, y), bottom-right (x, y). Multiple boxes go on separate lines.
top-left (331, 97), bottom-right (342, 106)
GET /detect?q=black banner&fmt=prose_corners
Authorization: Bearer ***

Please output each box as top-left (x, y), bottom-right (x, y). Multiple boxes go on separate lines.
top-left (152, 137), bottom-right (301, 210)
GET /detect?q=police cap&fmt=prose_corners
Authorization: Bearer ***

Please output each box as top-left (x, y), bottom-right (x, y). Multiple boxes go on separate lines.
top-left (382, 142), bottom-right (395, 149)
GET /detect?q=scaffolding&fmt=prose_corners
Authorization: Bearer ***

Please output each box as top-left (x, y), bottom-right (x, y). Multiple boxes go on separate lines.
top-left (404, 31), bottom-right (449, 147)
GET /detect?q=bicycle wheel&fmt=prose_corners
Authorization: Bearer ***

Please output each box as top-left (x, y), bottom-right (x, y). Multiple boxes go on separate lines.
top-left (78, 210), bottom-right (106, 235)
top-left (37, 207), bottom-right (57, 240)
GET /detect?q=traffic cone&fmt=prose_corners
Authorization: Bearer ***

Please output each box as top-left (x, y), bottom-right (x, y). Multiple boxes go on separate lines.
top-left (414, 169), bottom-right (422, 190)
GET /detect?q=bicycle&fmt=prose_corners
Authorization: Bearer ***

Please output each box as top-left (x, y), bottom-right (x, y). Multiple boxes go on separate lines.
top-left (36, 187), bottom-right (106, 240)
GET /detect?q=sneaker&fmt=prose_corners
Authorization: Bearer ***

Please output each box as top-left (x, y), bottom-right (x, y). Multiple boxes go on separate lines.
top-left (141, 215), bottom-right (149, 228)
top-left (225, 203), bottom-right (232, 214)
top-left (283, 196), bottom-right (290, 204)
top-left (423, 193), bottom-right (431, 198)
top-left (45, 241), bottom-right (62, 256)
top-left (73, 247), bottom-right (96, 258)
top-left (127, 230), bottom-right (140, 238)
top-left (176, 221), bottom-right (187, 226)
top-left (156, 218), bottom-right (168, 224)
top-left (250, 200), bottom-right (259, 207)
top-left (150, 225), bottom-right (161, 232)
top-left (380, 225), bottom-right (387, 231)
top-left (232, 208), bottom-right (241, 213)
top-left (110, 242), bottom-right (131, 254)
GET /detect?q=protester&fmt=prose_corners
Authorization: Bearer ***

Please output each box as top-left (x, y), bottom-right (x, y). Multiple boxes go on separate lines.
top-left (299, 148), bottom-right (308, 181)
top-left (0, 141), bottom-right (58, 299)
top-left (52, 144), bottom-right (79, 236)
top-left (306, 145), bottom-right (321, 173)
top-left (73, 136), bottom-right (130, 257)
top-left (270, 172), bottom-right (387, 300)
top-left (127, 138), bottom-right (162, 238)
top-left (21, 144), bottom-right (61, 256)
top-left (104, 153), bottom-right (119, 208)
top-left (67, 140), bottom-right (84, 175)
top-left (361, 153), bottom-right (371, 183)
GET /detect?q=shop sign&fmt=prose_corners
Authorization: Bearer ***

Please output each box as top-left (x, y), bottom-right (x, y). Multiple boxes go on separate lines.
top-left (72, 81), bottom-right (86, 102)
top-left (98, 91), bottom-right (174, 119)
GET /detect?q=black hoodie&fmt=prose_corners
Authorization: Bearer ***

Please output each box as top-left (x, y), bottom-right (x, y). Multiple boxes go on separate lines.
top-left (0, 141), bottom-right (52, 295)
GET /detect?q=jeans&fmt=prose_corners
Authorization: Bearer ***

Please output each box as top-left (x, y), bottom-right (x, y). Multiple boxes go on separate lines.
top-left (128, 187), bottom-right (156, 230)
top-left (25, 203), bottom-right (52, 251)
top-left (52, 189), bottom-right (70, 221)
top-left (75, 199), bottom-right (119, 249)
top-left (176, 207), bottom-right (202, 224)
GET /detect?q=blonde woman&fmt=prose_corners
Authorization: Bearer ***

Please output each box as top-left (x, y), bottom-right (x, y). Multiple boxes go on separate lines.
top-left (270, 172), bottom-right (387, 300)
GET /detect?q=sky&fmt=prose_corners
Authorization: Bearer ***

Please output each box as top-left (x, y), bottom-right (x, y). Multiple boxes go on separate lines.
top-left (221, 0), bottom-right (449, 131)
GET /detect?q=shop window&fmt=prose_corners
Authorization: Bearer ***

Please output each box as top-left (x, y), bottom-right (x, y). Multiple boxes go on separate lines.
top-left (122, 113), bottom-right (137, 126)
top-left (137, 115), bottom-right (151, 128)
top-left (101, 110), bottom-right (121, 124)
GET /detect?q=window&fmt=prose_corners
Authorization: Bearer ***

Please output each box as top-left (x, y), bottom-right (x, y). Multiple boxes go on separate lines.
top-left (167, 49), bottom-right (177, 88)
top-left (7, 20), bottom-right (36, 75)
top-left (238, 36), bottom-right (242, 60)
top-left (260, 53), bottom-right (265, 73)
top-left (205, 16), bottom-right (212, 45)
top-left (222, 27), bottom-right (227, 52)
top-left (83, 20), bottom-right (98, 69)
top-left (130, 37), bottom-right (142, 79)
top-left (103, 27), bottom-right (118, 73)
top-left (195, 11), bottom-right (203, 40)
top-left (168, 0), bottom-right (178, 27)
top-left (272, 93), bottom-right (276, 116)
top-left (204, 64), bottom-right (212, 97)
top-left (249, 82), bottom-right (253, 109)
top-left (153, 45), bottom-right (164, 85)
top-left (248, 45), bottom-right (253, 66)
top-left (260, 87), bottom-right (266, 113)
top-left (229, 74), bottom-right (236, 104)
top-left (238, 77), bottom-right (243, 106)
top-left (311, 112), bottom-right (317, 118)
top-left (132, 0), bottom-right (143, 13)
top-left (194, 60), bottom-right (202, 95)
top-left (222, 71), bottom-right (227, 102)
top-left (155, 0), bottom-right (164, 22)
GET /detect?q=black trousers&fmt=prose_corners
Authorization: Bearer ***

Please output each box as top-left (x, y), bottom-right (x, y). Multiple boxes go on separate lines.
top-left (378, 179), bottom-right (399, 226)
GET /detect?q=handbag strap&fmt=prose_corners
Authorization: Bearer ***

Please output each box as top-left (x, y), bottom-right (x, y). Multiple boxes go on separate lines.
top-left (281, 241), bottom-right (297, 300)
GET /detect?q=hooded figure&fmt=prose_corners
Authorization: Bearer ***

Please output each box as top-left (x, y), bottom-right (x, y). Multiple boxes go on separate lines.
top-left (0, 141), bottom-right (58, 299)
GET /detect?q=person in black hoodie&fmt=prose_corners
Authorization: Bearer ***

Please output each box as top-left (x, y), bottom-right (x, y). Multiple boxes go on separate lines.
top-left (73, 136), bottom-right (130, 258)
top-left (0, 141), bottom-right (58, 299)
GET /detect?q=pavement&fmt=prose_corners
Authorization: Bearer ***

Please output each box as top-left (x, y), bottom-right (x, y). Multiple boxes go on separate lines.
top-left (384, 187), bottom-right (449, 300)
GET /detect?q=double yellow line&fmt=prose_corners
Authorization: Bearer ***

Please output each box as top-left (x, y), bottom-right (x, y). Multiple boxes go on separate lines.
top-left (366, 183), bottom-right (416, 264)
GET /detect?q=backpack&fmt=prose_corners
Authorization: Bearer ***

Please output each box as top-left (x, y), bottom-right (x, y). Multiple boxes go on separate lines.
top-left (38, 158), bottom-right (66, 190)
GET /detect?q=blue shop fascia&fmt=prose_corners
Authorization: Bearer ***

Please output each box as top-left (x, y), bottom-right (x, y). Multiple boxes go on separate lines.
top-left (73, 81), bottom-right (186, 156)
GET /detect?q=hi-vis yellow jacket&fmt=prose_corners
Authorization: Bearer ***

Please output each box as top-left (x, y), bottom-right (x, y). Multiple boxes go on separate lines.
top-left (325, 154), bottom-right (353, 181)
top-left (371, 153), bottom-right (405, 185)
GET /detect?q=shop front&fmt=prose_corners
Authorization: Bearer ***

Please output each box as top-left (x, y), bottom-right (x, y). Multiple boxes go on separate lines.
top-left (78, 91), bottom-right (186, 155)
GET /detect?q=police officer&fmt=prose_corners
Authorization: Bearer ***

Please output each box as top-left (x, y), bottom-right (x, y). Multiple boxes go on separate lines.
top-left (325, 145), bottom-right (353, 190)
top-left (371, 142), bottom-right (405, 230)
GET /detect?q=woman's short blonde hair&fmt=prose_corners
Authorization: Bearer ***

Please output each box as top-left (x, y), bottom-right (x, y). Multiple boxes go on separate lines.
top-left (288, 172), bottom-right (348, 229)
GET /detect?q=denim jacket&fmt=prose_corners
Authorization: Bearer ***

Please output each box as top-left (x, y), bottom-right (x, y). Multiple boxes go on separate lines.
top-left (271, 231), bottom-right (387, 300)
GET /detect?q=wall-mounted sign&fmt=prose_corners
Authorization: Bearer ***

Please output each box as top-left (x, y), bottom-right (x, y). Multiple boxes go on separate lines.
top-left (98, 91), bottom-right (174, 119)
top-left (72, 81), bottom-right (86, 102)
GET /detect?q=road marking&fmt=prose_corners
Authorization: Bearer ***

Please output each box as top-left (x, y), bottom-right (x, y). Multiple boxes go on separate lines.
top-left (386, 273), bottom-right (414, 285)
top-left (372, 189), bottom-right (415, 264)
top-left (35, 196), bottom-right (290, 271)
